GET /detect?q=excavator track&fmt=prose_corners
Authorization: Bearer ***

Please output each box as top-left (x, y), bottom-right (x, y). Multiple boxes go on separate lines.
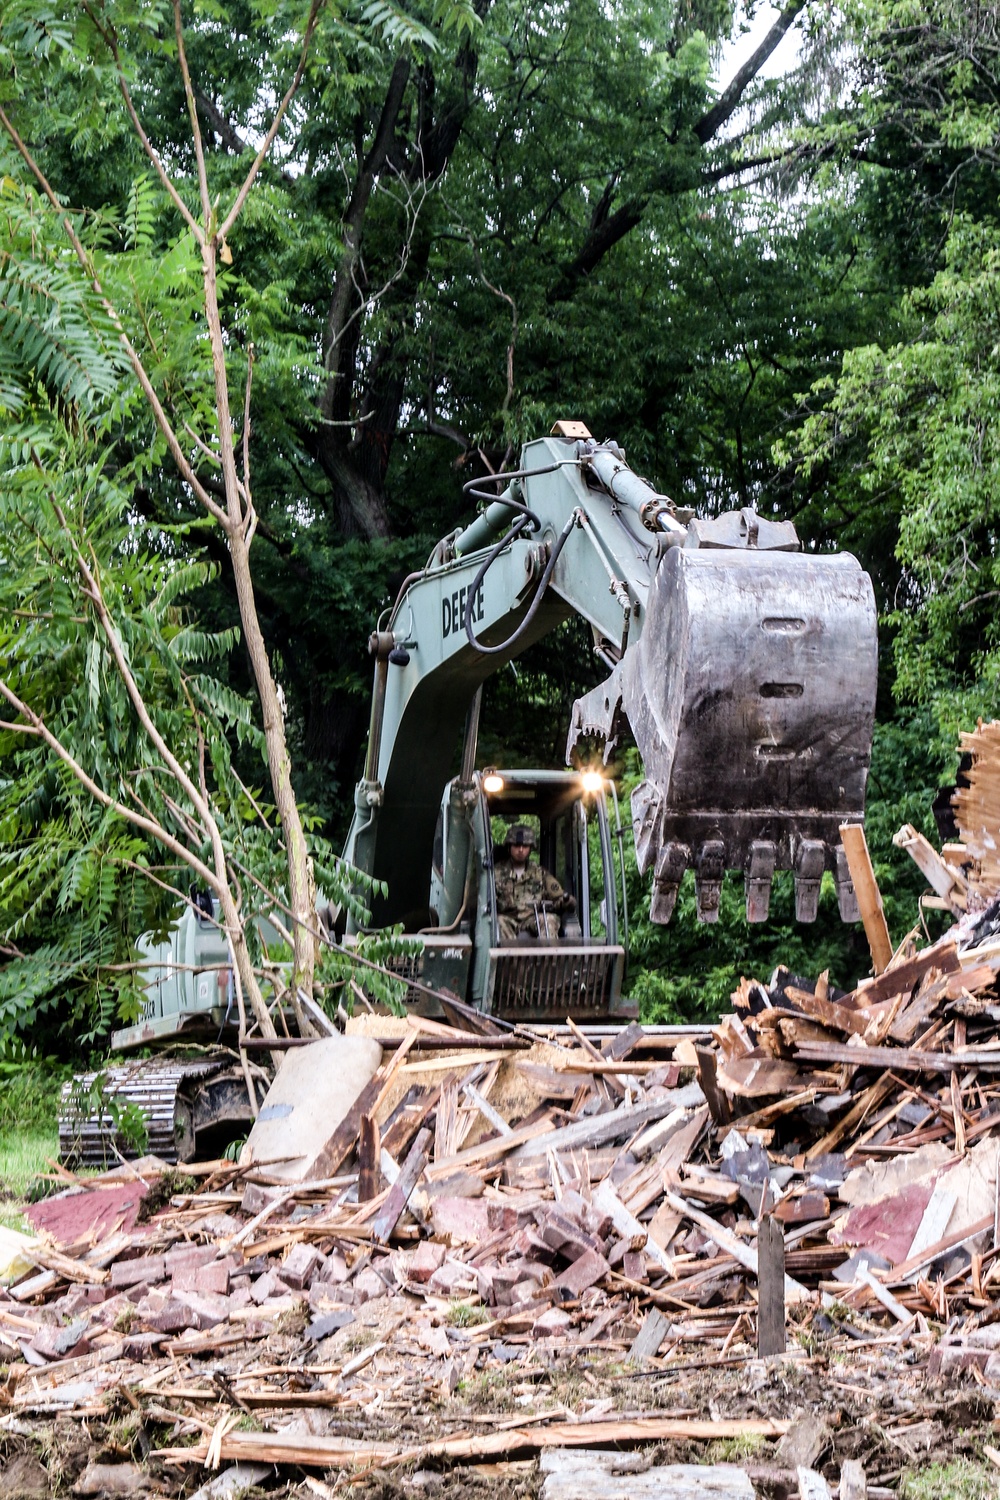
top-left (59, 1055), bottom-right (252, 1168)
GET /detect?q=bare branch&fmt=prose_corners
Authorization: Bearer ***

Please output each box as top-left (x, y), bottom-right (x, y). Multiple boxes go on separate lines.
top-left (0, 684), bottom-right (219, 891)
top-left (174, 0), bottom-right (213, 228)
top-left (79, 0), bottom-right (204, 242)
top-left (695, 1), bottom-right (807, 144)
top-left (218, 0), bottom-right (327, 243)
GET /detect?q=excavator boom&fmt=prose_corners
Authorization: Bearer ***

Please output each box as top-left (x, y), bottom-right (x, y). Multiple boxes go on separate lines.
top-left (345, 425), bottom-right (877, 927)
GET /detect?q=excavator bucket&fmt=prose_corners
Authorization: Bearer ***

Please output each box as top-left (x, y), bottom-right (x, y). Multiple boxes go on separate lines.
top-left (569, 540), bottom-right (877, 924)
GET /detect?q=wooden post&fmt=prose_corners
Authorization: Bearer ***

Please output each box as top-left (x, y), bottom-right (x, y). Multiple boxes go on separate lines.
top-left (357, 1114), bottom-right (380, 1202)
top-left (839, 823), bottom-right (893, 975)
top-left (695, 1045), bottom-right (731, 1126)
top-left (757, 1214), bottom-right (786, 1357)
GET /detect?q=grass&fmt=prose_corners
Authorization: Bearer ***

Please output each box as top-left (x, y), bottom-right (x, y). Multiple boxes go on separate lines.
top-left (900, 1459), bottom-right (998, 1500)
top-left (0, 1057), bottom-right (70, 1231)
top-left (705, 1433), bottom-right (770, 1465)
top-left (0, 1129), bottom-right (58, 1230)
top-left (447, 1299), bottom-right (490, 1327)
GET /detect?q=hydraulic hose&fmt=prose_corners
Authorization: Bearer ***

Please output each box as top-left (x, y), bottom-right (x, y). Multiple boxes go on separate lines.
top-left (463, 509), bottom-right (577, 657)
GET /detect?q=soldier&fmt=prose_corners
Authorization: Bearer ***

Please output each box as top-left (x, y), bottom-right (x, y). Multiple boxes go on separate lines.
top-left (494, 823), bottom-right (575, 941)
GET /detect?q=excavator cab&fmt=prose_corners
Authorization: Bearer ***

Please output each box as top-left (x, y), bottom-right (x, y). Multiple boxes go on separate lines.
top-left (423, 768), bottom-right (632, 1021)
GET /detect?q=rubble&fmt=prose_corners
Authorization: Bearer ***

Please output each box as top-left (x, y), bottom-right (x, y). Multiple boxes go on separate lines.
top-left (9, 792), bottom-right (1000, 1493)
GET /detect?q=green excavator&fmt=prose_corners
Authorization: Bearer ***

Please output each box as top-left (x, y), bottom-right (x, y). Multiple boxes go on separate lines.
top-left (61, 422), bottom-right (878, 1163)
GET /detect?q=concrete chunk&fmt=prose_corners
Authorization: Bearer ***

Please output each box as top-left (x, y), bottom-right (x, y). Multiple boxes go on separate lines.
top-left (239, 1036), bottom-right (382, 1184)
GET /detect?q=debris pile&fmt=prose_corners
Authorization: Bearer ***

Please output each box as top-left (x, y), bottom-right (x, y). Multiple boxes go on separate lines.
top-left (7, 753), bottom-right (1000, 1491)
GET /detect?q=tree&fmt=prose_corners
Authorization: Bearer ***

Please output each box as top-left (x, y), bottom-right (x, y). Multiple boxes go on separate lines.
top-left (0, 0), bottom-right (472, 1044)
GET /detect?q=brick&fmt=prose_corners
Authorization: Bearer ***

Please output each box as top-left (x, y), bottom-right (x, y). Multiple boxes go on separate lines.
top-left (320, 1250), bottom-right (349, 1283)
top-left (250, 1269), bottom-right (289, 1304)
top-left (426, 1260), bottom-right (477, 1298)
top-left (510, 1277), bottom-right (545, 1306)
top-left (485, 1204), bottom-right (522, 1235)
top-left (281, 1243), bottom-right (323, 1290)
top-left (241, 1182), bottom-right (290, 1215)
top-left (164, 1243), bottom-right (216, 1277)
top-left (193, 1259), bottom-right (232, 1296)
top-left (429, 1197), bottom-right (492, 1245)
top-left (478, 1266), bottom-right (518, 1306)
top-left (536, 1208), bottom-right (601, 1263)
top-left (623, 1251), bottom-right (647, 1282)
top-left (491, 1263), bottom-right (552, 1306)
top-left (29, 1318), bottom-right (90, 1361)
top-left (173, 1291), bottom-right (230, 1330)
top-left (309, 1280), bottom-right (353, 1310)
top-left (58, 1286), bottom-right (106, 1315)
top-left (138, 1295), bottom-right (201, 1334)
top-left (90, 1293), bottom-right (136, 1329)
top-left (111, 1255), bottom-right (165, 1289)
top-left (550, 1247), bottom-right (609, 1300)
top-left (533, 1306), bottom-right (573, 1335)
top-left (353, 1267), bottom-right (391, 1303)
top-left (408, 1241), bottom-right (447, 1284)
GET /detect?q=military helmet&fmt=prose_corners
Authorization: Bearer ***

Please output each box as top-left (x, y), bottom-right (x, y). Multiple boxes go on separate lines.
top-left (505, 823), bottom-right (536, 848)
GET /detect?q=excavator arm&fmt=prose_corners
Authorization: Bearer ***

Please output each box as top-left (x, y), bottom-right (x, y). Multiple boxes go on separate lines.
top-left (344, 424), bottom-right (877, 928)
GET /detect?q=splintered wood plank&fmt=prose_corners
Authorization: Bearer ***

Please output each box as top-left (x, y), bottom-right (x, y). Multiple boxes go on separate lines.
top-left (795, 1041), bottom-right (1000, 1072)
top-left (856, 941), bottom-right (960, 1007)
top-left (311, 1072), bottom-right (384, 1179)
top-left (159, 1416), bottom-right (792, 1472)
top-left (370, 1127), bottom-right (432, 1244)
top-left (840, 823), bottom-right (893, 974)
top-left (627, 1308), bottom-right (670, 1364)
top-left (663, 1191), bottom-right (810, 1304)
top-left (696, 1046), bottom-right (731, 1124)
top-left (757, 1215), bottom-right (786, 1357)
top-left (715, 1056), bottom-right (808, 1098)
top-left (434, 1077), bottom-right (459, 1161)
top-left (593, 1180), bottom-right (675, 1277)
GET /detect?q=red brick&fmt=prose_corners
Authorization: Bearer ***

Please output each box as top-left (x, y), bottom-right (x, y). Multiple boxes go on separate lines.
top-left (138, 1295), bottom-right (200, 1334)
top-left (280, 1243), bottom-right (323, 1290)
top-left (550, 1247), bottom-right (609, 1299)
top-left (164, 1243), bottom-right (216, 1277)
top-left (353, 1267), bottom-right (391, 1303)
top-left (111, 1255), bottom-right (165, 1289)
top-left (429, 1197), bottom-right (491, 1245)
top-left (173, 1291), bottom-right (230, 1330)
top-left (533, 1306), bottom-right (573, 1335)
top-left (408, 1241), bottom-right (447, 1284)
top-left (623, 1251), bottom-right (647, 1282)
top-left (426, 1260), bottom-right (476, 1298)
top-left (194, 1259), bottom-right (232, 1296)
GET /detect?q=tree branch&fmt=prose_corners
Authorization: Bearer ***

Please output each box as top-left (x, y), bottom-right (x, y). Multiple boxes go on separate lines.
top-left (694, 0), bottom-right (807, 145)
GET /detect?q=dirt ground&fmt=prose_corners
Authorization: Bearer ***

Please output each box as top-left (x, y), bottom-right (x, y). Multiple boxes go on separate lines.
top-left (2, 1310), bottom-right (997, 1500)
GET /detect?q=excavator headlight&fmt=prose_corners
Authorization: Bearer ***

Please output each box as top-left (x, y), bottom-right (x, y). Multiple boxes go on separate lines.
top-left (483, 770), bottom-right (504, 794)
top-left (581, 771), bottom-right (604, 795)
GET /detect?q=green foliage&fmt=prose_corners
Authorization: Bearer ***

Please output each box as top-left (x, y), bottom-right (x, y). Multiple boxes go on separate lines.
top-left (0, 1048), bottom-right (70, 1135)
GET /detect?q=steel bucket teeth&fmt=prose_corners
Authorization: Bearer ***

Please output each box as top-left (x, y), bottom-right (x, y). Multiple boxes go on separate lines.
top-left (745, 840), bottom-right (776, 923)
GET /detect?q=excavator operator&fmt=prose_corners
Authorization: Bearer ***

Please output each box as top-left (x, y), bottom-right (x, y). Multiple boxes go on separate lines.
top-left (495, 824), bottom-right (576, 942)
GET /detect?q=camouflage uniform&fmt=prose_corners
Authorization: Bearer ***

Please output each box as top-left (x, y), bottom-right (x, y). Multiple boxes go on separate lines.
top-left (495, 858), bottom-right (573, 941)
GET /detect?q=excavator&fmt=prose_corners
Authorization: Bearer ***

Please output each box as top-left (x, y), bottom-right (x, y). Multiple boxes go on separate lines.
top-left (59, 422), bottom-right (878, 1163)
top-left (339, 420), bottom-right (878, 1020)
